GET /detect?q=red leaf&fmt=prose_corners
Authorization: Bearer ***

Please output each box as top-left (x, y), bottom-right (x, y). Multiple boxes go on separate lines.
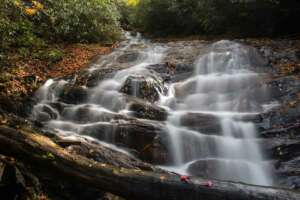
top-left (180, 175), bottom-right (190, 183)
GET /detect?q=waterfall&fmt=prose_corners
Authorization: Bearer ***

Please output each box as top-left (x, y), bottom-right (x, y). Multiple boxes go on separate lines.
top-left (160, 40), bottom-right (272, 186)
top-left (31, 32), bottom-right (168, 154)
top-left (31, 34), bottom-right (273, 186)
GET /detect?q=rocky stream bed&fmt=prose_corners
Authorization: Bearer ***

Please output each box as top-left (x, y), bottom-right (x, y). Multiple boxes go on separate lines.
top-left (0, 33), bottom-right (300, 199)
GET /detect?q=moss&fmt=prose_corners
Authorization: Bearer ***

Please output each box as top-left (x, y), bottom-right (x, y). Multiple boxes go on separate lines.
top-left (47, 49), bottom-right (64, 63)
top-left (0, 72), bottom-right (14, 83)
top-left (42, 152), bottom-right (55, 160)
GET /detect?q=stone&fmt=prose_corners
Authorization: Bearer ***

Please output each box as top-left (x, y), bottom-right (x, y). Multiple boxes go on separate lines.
top-left (117, 52), bottom-right (140, 63)
top-left (59, 85), bottom-right (88, 104)
top-left (79, 120), bottom-right (170, 164)
top-left (32, 104), bottom-right (59, 122)
top-left (126, 96), bottom-right (168, 121)
top-left (120, 73), bottom-right (165, 103)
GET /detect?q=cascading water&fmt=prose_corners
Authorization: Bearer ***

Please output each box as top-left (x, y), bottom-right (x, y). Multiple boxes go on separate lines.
top-left (32, 33), bottom-right (273, 186)
top-left (160, 40), bottom-right (272, 186)
top-left (32, 32), bottom-right (168, 154)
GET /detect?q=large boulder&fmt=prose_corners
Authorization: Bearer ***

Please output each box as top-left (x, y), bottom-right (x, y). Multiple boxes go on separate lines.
top-left (179, 112), bottom-right (263, 136)
top-left (120, 73), bottom-right (165, 103)
top-left (180, 113), bottom-right (222, 135)
top-left (59, 85), bottom-right (88, 104)
top-left (187, 159), bottom-right (263, 184)
top-left (125, 96), bottom-right (168, 121)
top-left (116, 51), bottom-right (140, 63)
top-left (32, 104), bottom-right (59, 122)
top-left (79, 120), bottom-right (171, 164)
top-left (85, 68), bottom-right (116, 88)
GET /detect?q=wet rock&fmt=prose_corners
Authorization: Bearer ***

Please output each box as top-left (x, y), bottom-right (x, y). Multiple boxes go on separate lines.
top-left (147, 63), bottom-right (169, 75)
top-left (148, 63), bottom-right (194, 75)
top-left (180, 113), bottom-right (222, 135)
top-left (275, 157), bottom-right (300, 189)
top-left (85, 69), bottom-right (116, 88)
top-left (267, 75), bottom-right (300, 101)
top-left (270, 142), bottom-right (300, 162)
top-left (260, 123), bottom-right (300, 139)
top-left (116, 52), bottom-right (140, 63)
top-left (259, 137), bottom-right (298, 157)
top-left (120, 73), bottom-right (165, 103)
top-left (180, 113), bottom-right (262, 137)
top-left (146, 63), bottom-right (172, 82)
top-left (261, 101), bottom-right (300, 131)
top-left (80, 120), bottom-right (170, 164)
top-left (126, 96), bottom-right (168, 121)
top-left (32, 104), bottom-right (59, 122)
top-left (163, 40), bottom-right (207, 66)
top-left (48, 102), bottom-right (70, 114)
top-left (35, 112), bottom-right (52, 122)
top-left (59, 85), bottom-right (88, 104)
top-left (187, 159), bottom-right (257, 183)
top-left (258, 120), bottom-right (300, 189)
top-left (61, 104), bottom-right (129, 123)
top-left (147, 63), bottom-right (194, 82)
top-left (40, 105), bottom-right (58, 119)
top-left (246, 39), bottom-right (300, 75)
top-left (187, 159), bottom-right (222, 179)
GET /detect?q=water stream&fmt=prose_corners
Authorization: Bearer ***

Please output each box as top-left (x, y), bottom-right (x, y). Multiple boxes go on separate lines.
top-left (32, 33), bottom-right (273, 186)
top-left (159, 40), bottom-right (272, 185)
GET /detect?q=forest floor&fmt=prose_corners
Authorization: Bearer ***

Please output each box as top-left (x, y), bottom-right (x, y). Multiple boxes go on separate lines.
top-left (0, 42), bottom-right (117, 116)
top-left (0, 43), bottom-right (115, 98)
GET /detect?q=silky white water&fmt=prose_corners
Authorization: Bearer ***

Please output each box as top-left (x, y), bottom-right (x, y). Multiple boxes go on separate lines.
top-left (32, 32), bottom-right (168, 155)
top-left (32, 34), bottom-right (272, 186)
top-left (160, 40), bottom-right (271, 186)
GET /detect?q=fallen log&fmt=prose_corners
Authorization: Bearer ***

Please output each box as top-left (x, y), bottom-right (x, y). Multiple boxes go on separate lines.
top-left (0, 126), bottom-right (299, 200)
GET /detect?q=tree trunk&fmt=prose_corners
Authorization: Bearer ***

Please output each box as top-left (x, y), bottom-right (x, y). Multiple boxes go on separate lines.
top-left (0, 126), bottom-right (299, 200)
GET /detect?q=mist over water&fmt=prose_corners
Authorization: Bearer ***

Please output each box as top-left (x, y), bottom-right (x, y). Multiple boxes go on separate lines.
top-left (32, 34), bottom-right (273, 186)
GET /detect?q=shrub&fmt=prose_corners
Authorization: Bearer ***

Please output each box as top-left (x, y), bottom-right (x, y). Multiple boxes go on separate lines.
top-left (43, 0), bottom-right (122, 42)
top-left (46, 49), bottom-right (64, 63)
top-left (0, 0), bottom-right (122, 50)
top-left (130, 0), bottom-right (300, 37)
top-left (0, 0), bottom-right (40, 50)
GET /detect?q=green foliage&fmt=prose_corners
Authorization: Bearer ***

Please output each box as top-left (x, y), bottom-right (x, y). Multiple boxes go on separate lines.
top-left (0, 0), bottom-right (40, 50)
top-left (0, 0), bottom-right (123, 69)
top-left (117, 0), bottom-right (140, 29)
top-left (47, 49), bottom-right (64, 63)
top-left (0, 0), bottom-right (122, 52)
top-left (43, 0), bottom-right (122, 42)
top-left (130, 0), bottom-right (300, 37)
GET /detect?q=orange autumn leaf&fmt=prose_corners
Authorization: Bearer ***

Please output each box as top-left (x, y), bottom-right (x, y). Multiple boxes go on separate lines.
top-left (24, 8), bottom-right (38, 16)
